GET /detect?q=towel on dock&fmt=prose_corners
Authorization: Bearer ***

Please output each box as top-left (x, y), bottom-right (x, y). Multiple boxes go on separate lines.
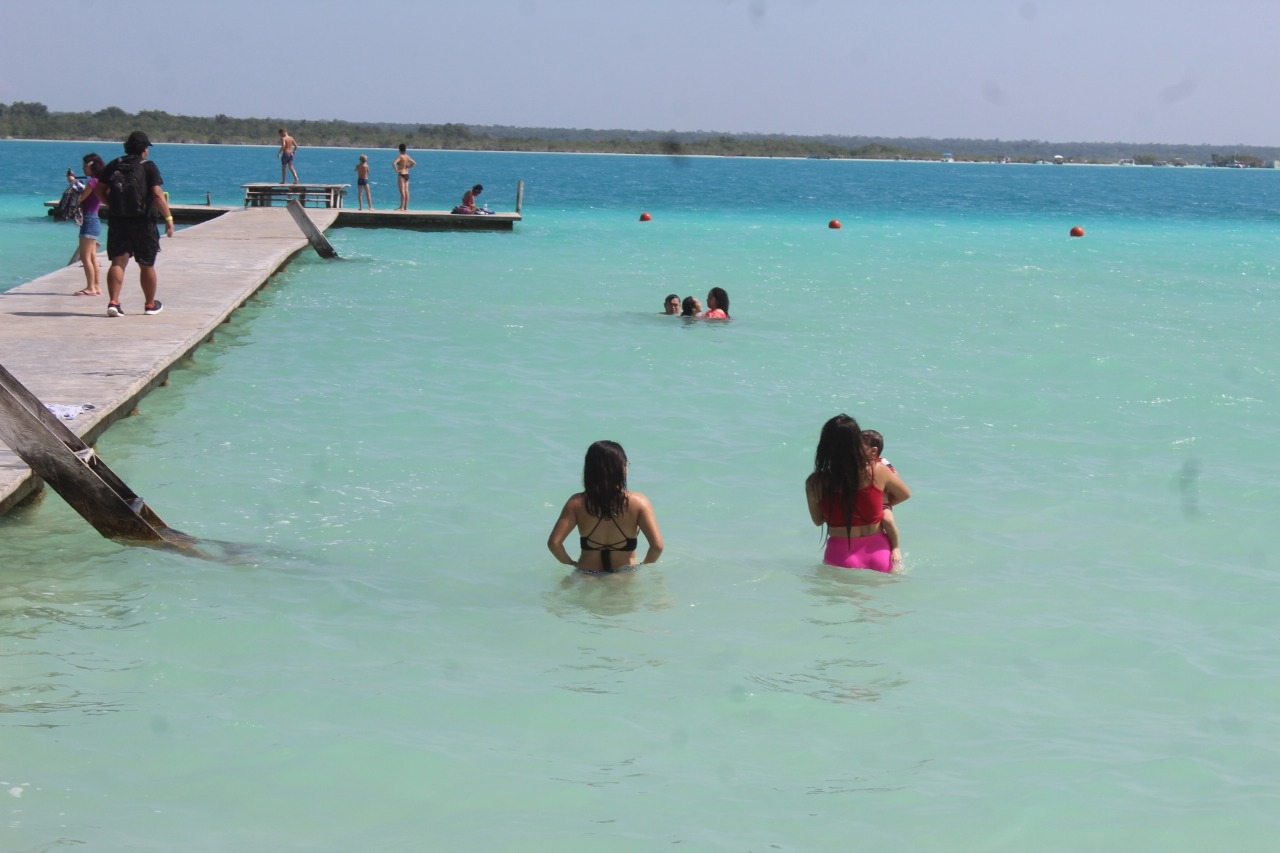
top-left (44, 403), bottom-right (96, 421)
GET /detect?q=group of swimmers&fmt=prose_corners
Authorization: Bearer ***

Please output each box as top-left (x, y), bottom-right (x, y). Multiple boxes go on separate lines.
top-left (663, 287), bottom-right (730, 319)
top-left (547, 414), bottom-right (912, 576)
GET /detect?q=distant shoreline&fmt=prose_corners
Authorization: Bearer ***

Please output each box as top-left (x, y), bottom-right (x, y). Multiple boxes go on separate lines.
top-left (3, 103), bottom-right (1278, 166)
top-left (5, 138), bottom-right (1275, 172)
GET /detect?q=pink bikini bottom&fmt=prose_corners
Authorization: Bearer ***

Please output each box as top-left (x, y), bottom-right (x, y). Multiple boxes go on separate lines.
top-left (823, 531), bottom-right (892, 573)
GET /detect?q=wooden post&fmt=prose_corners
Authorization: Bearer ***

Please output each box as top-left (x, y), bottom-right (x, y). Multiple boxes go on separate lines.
top-left (515, 180), bottom-right (524, 215)
top-left (286, 199), bottom-right (339, 259)
top-left (0, 363), bottom-right (194, 545)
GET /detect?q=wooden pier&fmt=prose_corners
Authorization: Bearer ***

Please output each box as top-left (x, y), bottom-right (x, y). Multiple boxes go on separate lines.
top-left (46, 201), bottom-right (522, 230)
top-left (0, 207), bottom-right (340, 516)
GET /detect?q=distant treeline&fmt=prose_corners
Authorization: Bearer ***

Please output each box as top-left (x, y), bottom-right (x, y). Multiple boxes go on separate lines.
top-left (3, 101), bottom-right (1277, 166)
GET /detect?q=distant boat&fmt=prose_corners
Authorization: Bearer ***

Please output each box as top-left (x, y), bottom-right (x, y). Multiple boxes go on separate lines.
top-left (941, 152), bottom-right (954, 163)
top-left (1118, 158), bottom-right (1135, 166)
top-left (1053, 155), bottom-right (1065, 164)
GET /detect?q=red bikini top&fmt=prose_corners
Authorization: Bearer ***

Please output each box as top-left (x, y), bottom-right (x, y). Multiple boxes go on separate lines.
top-left (821, 482), bottom-right (883, 527)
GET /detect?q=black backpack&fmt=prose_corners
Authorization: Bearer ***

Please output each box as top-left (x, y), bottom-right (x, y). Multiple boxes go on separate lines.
top-left (106, 156), bottom-right (150, 219)
top-left (55, 185), bottom-right (83, 224)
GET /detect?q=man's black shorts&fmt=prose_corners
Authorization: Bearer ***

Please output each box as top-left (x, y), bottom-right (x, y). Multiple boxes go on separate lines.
top-left (106, 217), bottom-right (161, 266)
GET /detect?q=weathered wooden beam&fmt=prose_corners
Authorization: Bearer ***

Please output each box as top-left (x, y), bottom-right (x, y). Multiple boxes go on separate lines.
top-left (286, 199), bottom-right (339, 259)
top-left (0, 363), bottom-right (193, 546)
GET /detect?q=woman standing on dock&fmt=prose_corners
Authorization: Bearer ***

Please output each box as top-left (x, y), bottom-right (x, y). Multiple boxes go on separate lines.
top-left (393, 144), bottom-right (416, 211)
top-left (73, 153), bottom-right (105, 297)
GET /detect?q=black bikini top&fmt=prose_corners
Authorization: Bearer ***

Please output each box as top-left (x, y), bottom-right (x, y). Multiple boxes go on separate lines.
top-left (580, 515), bottom-right (637, 553)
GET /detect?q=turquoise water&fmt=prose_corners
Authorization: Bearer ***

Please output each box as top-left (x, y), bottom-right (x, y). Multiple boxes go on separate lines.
top-left (3, 140), bottom-right (1280, 850)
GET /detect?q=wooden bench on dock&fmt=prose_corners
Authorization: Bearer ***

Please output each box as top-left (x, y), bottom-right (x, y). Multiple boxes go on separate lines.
top-left (243, 183), bottom-right (348, 209)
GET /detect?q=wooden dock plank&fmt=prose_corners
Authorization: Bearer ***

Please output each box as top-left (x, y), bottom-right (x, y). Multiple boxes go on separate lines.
top-left (0, 207), bottom-right (340, 515)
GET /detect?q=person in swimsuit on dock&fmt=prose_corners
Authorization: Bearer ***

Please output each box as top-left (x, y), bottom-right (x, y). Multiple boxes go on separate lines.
top-left (393, 144), bottom-right (416, 210)
top-left (455, 184), bottom-right (484, 213)
top-left (547, 440), bottom-right (664, 575)
top-left (278, 129), bottom-right (299, 184)
top-left (354, 154), bottom-right (373, 210)
top-left (805, 414), bottom-right (910, 573)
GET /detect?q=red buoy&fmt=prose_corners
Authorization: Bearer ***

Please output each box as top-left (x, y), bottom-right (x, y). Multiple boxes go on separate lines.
top-left (1070, 226), bottom-right (1085, 237)
top-left (639, 212), bottom-right (652, 222)
top-left (829, 219), bottom-right (842, 229)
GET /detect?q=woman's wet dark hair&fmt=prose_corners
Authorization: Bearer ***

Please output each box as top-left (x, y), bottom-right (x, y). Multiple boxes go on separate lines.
top-left (583, 440), bottom-right (628, 519)
top-left (472, 184), bottom-right (483, 194)
top-left (708, 286), bottom-right (730, 317)
top-left (82, 153), bottom-right (105, 177)
top-left (812, 414), bottom-right (870, 528)
top-left (681, 296), bottom-right (698, 317)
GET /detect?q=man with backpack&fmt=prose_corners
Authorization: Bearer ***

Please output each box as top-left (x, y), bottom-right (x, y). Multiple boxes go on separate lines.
top-left (99, 130), bottom-right (174, 317)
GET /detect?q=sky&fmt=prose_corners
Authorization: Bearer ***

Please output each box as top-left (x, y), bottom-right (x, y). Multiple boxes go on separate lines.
top-left (5, 0), bottom-right (1278, 146)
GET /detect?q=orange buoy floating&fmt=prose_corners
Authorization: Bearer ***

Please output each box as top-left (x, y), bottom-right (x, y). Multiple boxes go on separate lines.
top-left (1069, 226), bottom-right (1085, 237)
top-left (828, 219), bottom-right (842, 229)
top-left (639, 212), bottom-right (652, 222)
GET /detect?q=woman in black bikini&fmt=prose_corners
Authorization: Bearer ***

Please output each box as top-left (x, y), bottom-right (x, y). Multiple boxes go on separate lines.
top-left (547, 441), bottom-right (664, 574)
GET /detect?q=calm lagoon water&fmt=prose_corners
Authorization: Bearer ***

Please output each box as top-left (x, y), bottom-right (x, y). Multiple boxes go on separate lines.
top-left (2, 140), bottom-right (1280, 850)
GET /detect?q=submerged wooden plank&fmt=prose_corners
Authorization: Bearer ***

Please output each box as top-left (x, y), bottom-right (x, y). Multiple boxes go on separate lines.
top-left (0, 207), bottom-right (339, 516)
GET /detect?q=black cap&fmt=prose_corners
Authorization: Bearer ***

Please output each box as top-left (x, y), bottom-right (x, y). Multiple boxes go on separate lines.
top-left (124, 130), bottom-right (151, 155)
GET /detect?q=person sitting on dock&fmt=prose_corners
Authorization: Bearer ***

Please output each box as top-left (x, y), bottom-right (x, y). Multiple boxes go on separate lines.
top-left (355, 155), bottom-right (373, 210)
top-left (393, 144), bottom-right (416, 210)
top-left (452, 184), bottom-right (490, 214)
top-left (278, 128), bottom-right (300, 184)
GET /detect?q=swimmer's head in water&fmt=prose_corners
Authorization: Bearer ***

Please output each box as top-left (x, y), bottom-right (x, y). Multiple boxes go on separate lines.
top-left (583, 440), bottom-right (628, 519)
top-left (665, 294), bottom-right (680, 313)
top-left (707, 287), bottom-right (730, 316)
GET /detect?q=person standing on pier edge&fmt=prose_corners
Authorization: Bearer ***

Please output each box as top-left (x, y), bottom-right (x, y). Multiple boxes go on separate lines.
top-left (278, 128), bottom-right (300, 184)
top-left (393, 144), bottom-right (416, 210)
top-left (100, 130), bottom-right (173, 317)
top-left (355, 154), bottom-right (373, 210)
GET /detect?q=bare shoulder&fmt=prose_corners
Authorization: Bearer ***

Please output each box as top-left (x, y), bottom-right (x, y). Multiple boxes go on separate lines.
top-left (627, 490), bottom-right (654, 510)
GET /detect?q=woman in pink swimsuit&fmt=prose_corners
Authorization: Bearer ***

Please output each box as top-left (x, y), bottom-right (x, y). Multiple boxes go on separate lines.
top-left (805, 414), bottom-right (910, 572)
